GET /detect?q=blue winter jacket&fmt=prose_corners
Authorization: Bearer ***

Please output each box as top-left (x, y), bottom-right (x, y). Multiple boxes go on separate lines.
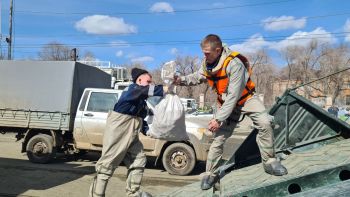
top-left (113, 83), bottom-right (163, 134)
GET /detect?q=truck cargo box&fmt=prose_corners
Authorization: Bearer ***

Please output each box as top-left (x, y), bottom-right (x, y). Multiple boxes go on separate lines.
top-left (0, 60), bottom-right (111, 131)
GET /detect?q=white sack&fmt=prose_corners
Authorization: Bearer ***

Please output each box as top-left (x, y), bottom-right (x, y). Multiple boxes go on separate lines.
top-left (148, 94), bottom-right (188, 141)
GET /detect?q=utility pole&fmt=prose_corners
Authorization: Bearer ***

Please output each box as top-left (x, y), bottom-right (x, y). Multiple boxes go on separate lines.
top-left (0, 0), bottom-right (2, 56)
top-left (7, 0), bottom-right (13, 60)
top-left (70, 48), bottom-right (77, 61)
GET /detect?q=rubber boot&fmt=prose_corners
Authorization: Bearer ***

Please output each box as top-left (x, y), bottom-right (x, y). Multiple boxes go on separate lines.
top-left (89, 174), bottom-right (108, 197)
top-left (140, 191), bottom-right (153, 197)
top-left (263, 158), bottom-right (288, 176)
top-left (200, 174), bottom-right (220, 190)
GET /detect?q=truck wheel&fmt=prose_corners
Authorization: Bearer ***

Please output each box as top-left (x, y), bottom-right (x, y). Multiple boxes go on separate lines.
top-left (26, 134), bottom-right (56, 164)
top-left (162, 143), bottom-right (196, 176)
top-left (76, 149), bottom-right (88, 156)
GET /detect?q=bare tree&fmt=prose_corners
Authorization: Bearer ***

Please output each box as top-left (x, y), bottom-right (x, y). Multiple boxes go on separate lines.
top-left (246, 49), bottom-right (277, 105)
top-left (149, 66), bottom-right (163, 84)
top-left (175, 55), bottom-right (199, 99)
top-left (38, 42), bottom-right (73, 61)
top-left (280, 45), bottom-right (302, 88)
top-left (280, 40), bottom-right (327, 98)
top-left (173, 55), bottom-right (216, 104)
top-left (318, 44), bottom-right (350, 104)
top-left (81, 51), bottom-right (96, 61)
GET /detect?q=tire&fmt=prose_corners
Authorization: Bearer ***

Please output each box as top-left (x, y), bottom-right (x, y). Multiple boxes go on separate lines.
top-left (76, 149), bottom-right (88, 156)
top-left (26, 134), bottom-right (56, 164)
top-left (162, 143), bottom-right (196, 176)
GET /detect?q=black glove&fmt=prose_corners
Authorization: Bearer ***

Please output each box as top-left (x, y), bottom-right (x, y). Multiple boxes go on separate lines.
top-left (141, 120), bottom-right (149, 136)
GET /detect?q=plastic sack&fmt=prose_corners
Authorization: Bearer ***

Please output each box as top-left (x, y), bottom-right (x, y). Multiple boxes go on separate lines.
top-left (161, 60), bottom-right (176, 81)
top-left (148, 94), bottom-right (188, 141)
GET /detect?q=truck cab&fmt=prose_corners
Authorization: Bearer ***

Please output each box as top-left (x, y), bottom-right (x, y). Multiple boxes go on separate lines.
top-left (73, 88), bottom-right (122, 151)
top-left (73, 88), bottom-right (213, 175)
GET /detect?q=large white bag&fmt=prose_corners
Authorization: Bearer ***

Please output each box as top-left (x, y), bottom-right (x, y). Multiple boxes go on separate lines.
top-left (148, 94), bottom-right (188, 141)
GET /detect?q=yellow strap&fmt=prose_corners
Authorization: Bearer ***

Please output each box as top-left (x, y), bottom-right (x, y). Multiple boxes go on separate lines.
top-left (231, 51), bottom-right (240, 57)
top-left (223, 51), bottom-right (240, 69)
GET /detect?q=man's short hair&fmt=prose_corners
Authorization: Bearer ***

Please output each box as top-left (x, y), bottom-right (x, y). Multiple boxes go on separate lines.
top-left (201, 34), bottom-right (222, 49)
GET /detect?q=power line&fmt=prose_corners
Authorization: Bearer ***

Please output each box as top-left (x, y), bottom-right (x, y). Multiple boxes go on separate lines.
top-left (12, 32), bottom-right (350, 57)
top-left (11, 31), bottom-right (350, 49)
top-left (12, 10), bottom-right (350, 38)
top-left (136, 11), bottom-right (350, 34)
top-left (13, 0), bottom-right (296, 16)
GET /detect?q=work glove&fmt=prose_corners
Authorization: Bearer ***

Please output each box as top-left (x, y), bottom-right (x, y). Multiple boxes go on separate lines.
top-left (141, 120), bottom-right (149, 136)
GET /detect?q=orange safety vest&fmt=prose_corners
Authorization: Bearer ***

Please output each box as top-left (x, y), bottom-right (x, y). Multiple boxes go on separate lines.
top-left (203, 51), bottom-right (255, 106)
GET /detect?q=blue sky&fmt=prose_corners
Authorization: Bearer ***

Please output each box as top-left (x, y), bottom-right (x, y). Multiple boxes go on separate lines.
top-left (1, 0), bottom-right (350, 70)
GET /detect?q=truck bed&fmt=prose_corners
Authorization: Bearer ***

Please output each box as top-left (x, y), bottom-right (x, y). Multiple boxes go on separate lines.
top-left (0, 109), bottom-right (70, 130)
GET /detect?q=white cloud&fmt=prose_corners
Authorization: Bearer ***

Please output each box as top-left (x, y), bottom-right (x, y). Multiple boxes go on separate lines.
top-left (75, 15), bottom-right (137, 35)
top-left (262, 16), bottom-right (306, 31)
top-left (169, 48), bottom-right (178, 55)
top-left (344, 19), bottom-right (350, 42)
top-left (116, 50), bottom-right (123, 57)
top-left (270, 27), bottom-right (336, 50)
top-left (229, 28), bottom-right (336, 53)
top-left (229, 34), bottom-right (270, 54)
top-left (131, 56), bottom-right (154, 63)
top-left (150, 2), bottom-right (174, 13)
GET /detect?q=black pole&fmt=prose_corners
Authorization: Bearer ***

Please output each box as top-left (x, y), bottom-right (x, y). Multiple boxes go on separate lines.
top-left (7, 0), bottom-right (13, 60)
top-left (70, 48), bottom-right (77, 61)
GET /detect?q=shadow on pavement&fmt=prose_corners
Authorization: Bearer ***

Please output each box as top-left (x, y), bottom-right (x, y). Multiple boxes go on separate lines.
top-left (0, 157), bottom-right (95, 196)
top-left (56, 151), bottom-right (205, 176)
top-left (0, 152), bottom-right (204, 196)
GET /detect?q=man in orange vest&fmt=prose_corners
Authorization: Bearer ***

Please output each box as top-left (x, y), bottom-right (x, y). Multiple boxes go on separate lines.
top-left (175, 34), bottom-right (287, 190)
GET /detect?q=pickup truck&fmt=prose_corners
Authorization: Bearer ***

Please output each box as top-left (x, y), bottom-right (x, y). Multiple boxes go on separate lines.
top-left (0, 60), bottom-right (212, 175)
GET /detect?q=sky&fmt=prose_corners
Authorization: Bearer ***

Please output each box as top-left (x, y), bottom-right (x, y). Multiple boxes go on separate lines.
top-left (1, 0), bottom-right (350, 70)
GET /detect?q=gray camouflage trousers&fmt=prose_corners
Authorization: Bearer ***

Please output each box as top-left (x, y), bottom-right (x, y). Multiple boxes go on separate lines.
top-left (206, 96), bottom-right (275, 175)
top-left (90, 111), bottom-right (146, 197)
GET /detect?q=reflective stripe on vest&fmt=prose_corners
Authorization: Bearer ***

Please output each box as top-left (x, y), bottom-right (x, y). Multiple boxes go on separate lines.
top-left (203, 51), bottom-right (256, 106)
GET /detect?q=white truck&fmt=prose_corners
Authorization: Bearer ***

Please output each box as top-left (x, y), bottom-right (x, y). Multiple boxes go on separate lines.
top-left (180, 98), bottom-right (197, 112)
top-left (0, 60), bottom-right (212, 175)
